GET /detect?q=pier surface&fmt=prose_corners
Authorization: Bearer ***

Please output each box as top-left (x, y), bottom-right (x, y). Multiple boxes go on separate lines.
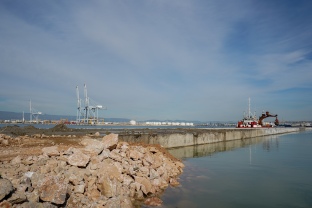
top-left (119, 127), bottom-right (301, 148)
top-left (0, 124), bottom-right (302, 149)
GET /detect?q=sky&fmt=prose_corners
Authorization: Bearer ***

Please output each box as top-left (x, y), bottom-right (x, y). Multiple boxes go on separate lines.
top-left (0, 0), bottom-right (312, 122)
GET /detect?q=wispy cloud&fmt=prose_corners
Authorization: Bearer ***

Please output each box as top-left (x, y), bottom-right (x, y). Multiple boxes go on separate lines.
top-left (0, 0), bottom-right (312, 121)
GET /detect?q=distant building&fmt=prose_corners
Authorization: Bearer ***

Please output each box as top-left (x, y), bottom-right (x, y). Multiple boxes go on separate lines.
top-left (144, 121), bottom-right (194, 126)
top-left (130, 120), bottom-right (136, 125)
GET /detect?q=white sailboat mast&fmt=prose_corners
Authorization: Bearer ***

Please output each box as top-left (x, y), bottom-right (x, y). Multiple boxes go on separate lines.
top-left (248, 97), bottom-right (251, 118)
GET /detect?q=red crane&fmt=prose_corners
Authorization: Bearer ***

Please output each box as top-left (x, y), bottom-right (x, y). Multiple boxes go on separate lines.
top-left (258, 111), bottom-right (279, 126)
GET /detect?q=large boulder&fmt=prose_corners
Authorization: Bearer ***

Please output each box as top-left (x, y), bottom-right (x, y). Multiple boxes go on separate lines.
top-left (105, 196), bottom-right (133, 208)
top-left (11, 155), bottom-right (22, 165)
top-left (144, 197), bottom-right (163, 206)
top-left (37, 175), bottom-right (68, 205)
top-left (0, 200), bottom-right (12, 208)
top-left (42, 146), bottom-right (59, 157)
top-left (67, 148), bottom-right (90, 167)
top-left (135, 176), bottom-right (152, 195)
top-left (0, 178), bottom-right (14, 201)
top-left (7, 191), bottom-right (27, 204)
top-left (81, 138), bottom-right (104, 155)
top-left (97, 176), bottom-right (121, 198)
top-left (18, 201), bottom-right (58, 208)
top-left (102, 133), bottom-right (118, 150)
top-left (97, 160), bottom-right (123, 198)
top-left (98, 160), bottom-right (123, 183)
top-left (129, 148), bottom-right (144, 161)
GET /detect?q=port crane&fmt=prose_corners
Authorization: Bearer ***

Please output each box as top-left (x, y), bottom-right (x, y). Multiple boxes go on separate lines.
top-left (76, 84), bottom-right (106, 124)
top-left (29, 99), bottom-right (42, 124)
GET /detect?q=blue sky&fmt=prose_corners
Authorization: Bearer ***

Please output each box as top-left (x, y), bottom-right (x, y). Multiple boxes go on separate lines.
top-left (0, 0), bottom-right (312, 122)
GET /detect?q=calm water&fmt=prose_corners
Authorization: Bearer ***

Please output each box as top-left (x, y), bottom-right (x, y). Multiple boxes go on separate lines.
top-left (161, 130), bottom-right (312, 208)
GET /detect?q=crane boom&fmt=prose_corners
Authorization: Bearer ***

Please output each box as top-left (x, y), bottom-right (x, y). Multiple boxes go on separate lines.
top-left (76, 86), bottom-right (80, 108)
top-left (258, 111), bottom-right (279, 126)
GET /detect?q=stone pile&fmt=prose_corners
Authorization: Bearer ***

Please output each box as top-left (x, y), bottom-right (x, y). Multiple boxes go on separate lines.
top-left (0, 133), bottom-right (184, 207)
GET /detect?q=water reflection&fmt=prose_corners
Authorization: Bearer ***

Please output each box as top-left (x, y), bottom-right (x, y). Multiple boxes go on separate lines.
top-left (163, 132), bottom-right (312, 208)
top-left (168, 135), bottom-right (279, 159)
top-left (262, 136), bottom-right (279, 151)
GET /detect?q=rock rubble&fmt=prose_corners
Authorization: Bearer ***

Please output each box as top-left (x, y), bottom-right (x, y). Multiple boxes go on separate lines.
top-left (0, 133), bottom-right (184, 207)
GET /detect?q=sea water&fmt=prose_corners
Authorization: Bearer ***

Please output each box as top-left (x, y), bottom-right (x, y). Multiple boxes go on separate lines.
top-left (161, 130), bottom-right (312, 208)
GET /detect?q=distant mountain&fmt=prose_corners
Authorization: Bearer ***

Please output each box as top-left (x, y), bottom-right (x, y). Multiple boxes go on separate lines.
top-left (0, 111), bottom-right (130, 122)
top-left (0, 111), bottom-right (30, 120)
top-left (0, 111), bottom-right (75, 121)
top-left (0, 111), bottom-right (236, 124)
top-left (105, 118), bottom-right (131, 122)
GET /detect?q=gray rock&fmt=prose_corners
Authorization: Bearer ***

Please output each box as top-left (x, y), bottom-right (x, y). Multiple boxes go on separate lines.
top-left (97, 176), bottom-right (121, 198)
top-left (109, 150), bottom-right (123, 162)
top-left (135, 176), bottom-right (152, 195)
top-left (74, 184), bottom-right (85, 194)
top-left (25, 189), bottom-right (40, 203)
top-left (105, 196), bottom-right (133, 208)
top-left (0, 178), bottom-right (14, 201)
top-left (102, 133), bottom-right (118, 150)
top-left (28, 172), bottom-right (42, 189)
top-left (38, 175), bottom-right (68, 205)
top-left (18, 201), bottom-right (58, 208)
top-left (42, 146), bottom-right (59, 157)
top-left (0, 200), bottom-right (12, 208)
top-left (98, 148), bottom-right (110, 161)
top-left (11, 155), bottom-right (22, 165)
top-left (129, 148), bottom-right (144, 160)
top-left (67, 149), bottom-right (90, 167)
top-left (7, 191), bottom-right (27, 204)
top-left (68, 174), bottom-right (79, 186)
top-left (144, 197), bottom-right (163, 207)
top-left (81, 138), bottom-right (104, 155)
top-left (2, 139), bottom-right (9, 145)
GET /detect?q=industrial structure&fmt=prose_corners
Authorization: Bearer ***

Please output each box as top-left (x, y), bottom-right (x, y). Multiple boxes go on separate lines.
top-left (29, 99), bottom-right (42, 124)
top-left (237, 98), bottom-right (279, 128)
top-left (76, 84), bottom-right (106, 125)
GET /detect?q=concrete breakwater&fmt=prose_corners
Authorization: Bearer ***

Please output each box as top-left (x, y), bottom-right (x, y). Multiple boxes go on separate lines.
top-left (168, 134), bottom-right (279, 159)
top-left (119, 127), bottom-right (301, 148)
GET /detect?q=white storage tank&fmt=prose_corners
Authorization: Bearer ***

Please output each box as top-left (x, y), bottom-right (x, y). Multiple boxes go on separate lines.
top-left (130, 120), bottom-right (136, 125)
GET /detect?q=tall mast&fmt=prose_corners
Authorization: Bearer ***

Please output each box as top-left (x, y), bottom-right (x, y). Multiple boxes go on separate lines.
top-left (76, 86), bottom-right (80, 123)
top-left (29, 99), bottom-right (32, 123)
top-left (84, 84), bottom-right (88, 123)
top-left (248, 97), bottom-right (251, 118)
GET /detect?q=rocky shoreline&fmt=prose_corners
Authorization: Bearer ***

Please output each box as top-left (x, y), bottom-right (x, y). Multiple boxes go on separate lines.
top-left (0, 131), bottom-right (184, 207)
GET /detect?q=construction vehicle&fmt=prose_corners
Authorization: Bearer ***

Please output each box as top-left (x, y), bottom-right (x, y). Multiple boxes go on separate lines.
top-left (258, 111), bottom-right (279, 126)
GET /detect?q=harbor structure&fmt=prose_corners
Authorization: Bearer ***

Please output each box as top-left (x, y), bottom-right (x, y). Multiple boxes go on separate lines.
top-left (76, 84), bottom-right (106, 125)
top-left (145, 121), bottom-right (194, 126)
top-left (119, 127), bottom-right (301, 149)
top-left (29, 99), bottom-right (42, 124)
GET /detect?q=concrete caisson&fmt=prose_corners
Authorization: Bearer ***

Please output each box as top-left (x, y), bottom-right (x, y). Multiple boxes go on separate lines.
top-left (119, 128), bottom-right (300, 148)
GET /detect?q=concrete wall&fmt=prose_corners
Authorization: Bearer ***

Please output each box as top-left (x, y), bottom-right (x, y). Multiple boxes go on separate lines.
top-left (168, 136), bottom-right (266, 159)
top-left (119, 128), bottom-right (300, 148)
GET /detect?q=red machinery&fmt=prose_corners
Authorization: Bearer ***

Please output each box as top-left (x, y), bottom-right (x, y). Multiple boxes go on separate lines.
top-left (258, 111), bottom-right (279, 126)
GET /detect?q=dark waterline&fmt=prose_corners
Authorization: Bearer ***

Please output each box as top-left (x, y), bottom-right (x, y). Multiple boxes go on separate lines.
top-left (162, 131), bottom-right (312, 208)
